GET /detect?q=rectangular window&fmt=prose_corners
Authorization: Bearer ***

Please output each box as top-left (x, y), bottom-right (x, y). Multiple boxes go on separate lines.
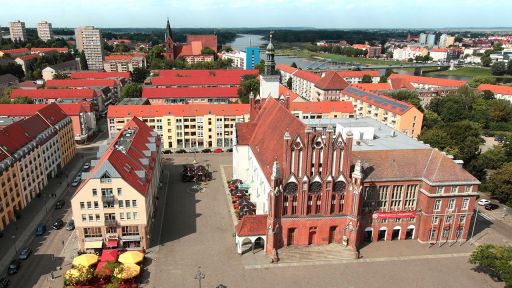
top-left (125, 200), bottom-right (130, 208)
top-left (434, 199), bottom-right (442, 211)
top-left (451, 186), bottom-right (457, 193)
top-left (429, 229), bottom-right (436, 241)
top-left (127, 212), bottom-right (132, 220)
top-left (88, 214), bottom-right (94, 221)
top-left (95, 214), bottom-right (101, 221)
top-left (132, 200), bottom-right (137, 208)
top-left (80, 202), bottom-right (85, 210)
top-left (94, 201), bottom-right (99, 209)
top-left (462, 198), bottom-right (470, 210)
top-left (448, 198), bottom-right (455, 210)
top-left (465, 185), bottom-right (472, 193)
top-left (92, 189), bottom-right (97, 197)
top-left (118, 200), bottom-right (123, 208)
top-left (390, 185), bottom-right (403, 210)
top-left (378, 185), bottom-right (389, 211)
top-left (87, 201), bottom-right (92, 210)
top-left (432, 216), bottom-right (439, 224)
top-left (445, 215), bottom-right (453, 223)
top-left (133, 212), bottom-right (138, 220)
top-left (117, 188), bottom-right (122, 196)
top-left (436, 186), bottom-right (444, 194)
top-left (81, 214), bottom-right (86, 222)
top-left (404, 184), bottom-right (418, 210)
top-left (120, 212), bottom-right (125, 220)
top-left (459, 215), bottom-right (466, 224)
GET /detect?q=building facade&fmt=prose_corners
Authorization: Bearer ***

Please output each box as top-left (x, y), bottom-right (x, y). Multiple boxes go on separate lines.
top-left (37, 21), bottom-right (54, 41)
top-left (71, 117), bottom-right (161, 251)
top-left (103, 54), bottom-right (146, 72)
top-left (9, 20), bottom-right (27, 42)
top-left (75, 26), bottom-right (105, 70)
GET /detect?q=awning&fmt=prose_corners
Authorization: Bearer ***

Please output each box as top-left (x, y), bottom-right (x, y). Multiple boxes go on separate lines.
top-left (121, 235), bottom-right (141, 241)
top-left (84, 241), bottom-right (103, 249)
top-left (106, 239), bottom-right (118, 248)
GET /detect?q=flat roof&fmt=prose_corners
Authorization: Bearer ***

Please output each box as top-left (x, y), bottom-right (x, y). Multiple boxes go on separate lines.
top-left (302, 117), bottom-right (429, 151)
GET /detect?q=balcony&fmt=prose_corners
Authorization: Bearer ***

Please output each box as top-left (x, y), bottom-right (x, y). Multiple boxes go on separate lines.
top-left (104, 219), bottom-right (117, 227)
top-left (102, 194), bottom-right (115, 204)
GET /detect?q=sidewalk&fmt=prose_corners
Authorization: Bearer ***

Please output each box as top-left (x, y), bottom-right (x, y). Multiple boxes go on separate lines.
top-left (0, 153), bottom-right (93, 274)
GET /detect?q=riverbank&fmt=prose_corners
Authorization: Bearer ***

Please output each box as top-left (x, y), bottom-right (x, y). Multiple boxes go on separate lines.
top-left (276, 49), bottom-right (400, 66)
top-left (423, 67), bottom-right (492, 77)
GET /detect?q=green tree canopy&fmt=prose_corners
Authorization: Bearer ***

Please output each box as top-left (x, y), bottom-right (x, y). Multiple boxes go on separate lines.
top-left (485, 162), bottom-right (512, 205)
top-left (114, 43), bottom-right (131, 53)
top-left (52, 72), bottom-right (69, 80)
top-left (131, 67), bottom-right (150, 83)
top-left (469, 244), bottom-right (512, 287)
top-left (11, 96), bottom-right (33, 104)
top-left (361, 74), bottom-right (373, 83)
top-left (120, 83), bottom-right (142, 100)
top-left (79, 51), bottom-right (88, 70)
top-left (237, 77), bottom-right (260, 103)
top-left (286, 77), bottom-right (293, 89)
top-left (491, 61), bottom-right (507, 76)
top-left (481, 55), bottom-right (492, 67)
top-left (468, 76), bottom-right (496, 88)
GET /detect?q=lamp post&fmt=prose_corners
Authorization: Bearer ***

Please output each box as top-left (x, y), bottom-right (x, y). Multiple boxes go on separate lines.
top-left (12, 235), bottom-right (18, 255)
top-left (194, 266), bottom-right (205, 288)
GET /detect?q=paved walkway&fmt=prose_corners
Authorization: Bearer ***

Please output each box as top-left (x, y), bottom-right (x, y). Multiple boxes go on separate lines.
top-left (0, 153), bottom-right (93, 274)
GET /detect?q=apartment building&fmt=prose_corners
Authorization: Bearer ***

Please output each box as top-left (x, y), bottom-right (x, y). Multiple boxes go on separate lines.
top-left (103, 54), bottom-right (146, 72)
top-left (151, 69), bottom-right (258, 88)
top-left (290, 101), bottom-right (354, 119)
top-left (142, 87), bottom-right (239, 104)
top-left (392, 46), bottom-right (428, 61)
top-left (75, 26), bottom-right (105, 70)
top-left (107, 104), bottom-right (250, 151)
top-left (9, 20), bottom-right (27, 42)
top-left (45, 79), bottom-right (121, 109)
top-left (71, 117), bottom-right (161, 250)
top-left (10, 88), bottom-right (104, 112)
top-left (37, 21), bottom-right (54, 41)
top-left (340, 86), bottom-right (423, 137)
top-left (0, 104), bottom-right (76, 231)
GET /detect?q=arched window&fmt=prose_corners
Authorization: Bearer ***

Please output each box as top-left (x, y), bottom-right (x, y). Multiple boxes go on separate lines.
top-left (291, 195), bottom-right (297, 215)
top-left (316, 195), bottom-right (322, 214)
top-left (283, 195), bottom-right (289, 215)
top-left (309, 181), bottom-right (322, 194)
top-left (284, 182), bottom-right (298, 195)
top-left (333, 181), bottom-right (346, 193)
top-left (307, 195), bottom-right (313, 214)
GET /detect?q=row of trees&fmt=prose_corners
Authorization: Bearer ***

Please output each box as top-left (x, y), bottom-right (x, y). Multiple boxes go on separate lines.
top-left (490, 60), bottom-right (512, 76)
top-left (0, 37), bottom-right (68, 50)
top-left (304, 44), bottom-right (367, 58)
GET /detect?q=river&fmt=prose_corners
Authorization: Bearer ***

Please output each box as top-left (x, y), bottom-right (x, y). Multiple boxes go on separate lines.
top-left (228, 34), bottom-right (471, 81)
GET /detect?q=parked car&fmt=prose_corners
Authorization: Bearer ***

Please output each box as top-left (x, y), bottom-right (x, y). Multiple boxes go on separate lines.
top-left (83, 163), bottom-right (91, 170)
top-left (0, 277), bottom-right (9, 288)
top-left (213, 148), bottom-right (223, 153)
top-left (65, 219), bottom-right (75, 231)
top-left (162, 150), bottom-right (172, 154)
top-left (55, 200), bottom-right (65, 209)
top-left (71, 179), bottom-right (80, 187)
top-left (35, 224), bottom-right (46, 236)
top-left (226, 148), bottom-right (233, 152)
top-left (18, 248), bottom-right (31, 260)
top-left (477, 199), bottom-right (491, 206)
top-left (176, 149), bottom-right (187, 154)
top-left (7, 260), bottom-right (20, 275)
top-left (484, 203), bottom-right (499, 210)
top-left (201, 148), bottom-right (211, 153)
top-left (52, 219), bottom-right (64, 230)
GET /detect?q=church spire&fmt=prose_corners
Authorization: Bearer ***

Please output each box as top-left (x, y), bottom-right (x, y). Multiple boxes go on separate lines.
top-left (165, 17), bottom-right (173, 42)
top-left (265, 31), bottom-right (276, 76)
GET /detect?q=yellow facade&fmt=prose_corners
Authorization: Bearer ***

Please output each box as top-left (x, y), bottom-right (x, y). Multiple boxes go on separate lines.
top-left (0, 163), bottom-right (24, 231)
top-left (58, 122), bottom-right (76, 167)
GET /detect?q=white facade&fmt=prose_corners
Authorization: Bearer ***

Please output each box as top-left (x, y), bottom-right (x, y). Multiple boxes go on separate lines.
top-left (221, 51), bottom-right (245, 69)
top-left (103, 57), bottom-right (146, 72)
top-left (430, 50), bottom-right (448, 62)
top-left (260, 75), bottom-right (280, 99)
top-left (75, 26), bottom-right (105, 70)
top-left (393, 47), bottom-right (427, 61)
top-left (41, 131), bottom-right (62, 179)
top-left (37, 21), bottom-right (54, 41)
top-left (9, 20), bottom-right (27, 42)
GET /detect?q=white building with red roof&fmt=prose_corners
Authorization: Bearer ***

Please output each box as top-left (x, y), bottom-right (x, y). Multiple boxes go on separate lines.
top-left (71, 117), bottom-right (161, 251)
top-left (430, 48), bottom-right (449, 62)
top-left (478, 84), bottom-right (512, 103)
top-left (103, 54), bottom-right (146, 73)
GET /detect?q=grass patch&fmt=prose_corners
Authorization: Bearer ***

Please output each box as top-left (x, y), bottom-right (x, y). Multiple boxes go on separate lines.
top-left (276, 49), bottom-right (401, 66)
top-left (425, 67), bottom-right (492, 77)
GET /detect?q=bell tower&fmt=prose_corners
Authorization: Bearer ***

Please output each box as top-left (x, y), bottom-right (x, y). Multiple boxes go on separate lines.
top-left (163, 18), bottom-right (175, 60)
top-left (259, 32), bottom-right (280, 99)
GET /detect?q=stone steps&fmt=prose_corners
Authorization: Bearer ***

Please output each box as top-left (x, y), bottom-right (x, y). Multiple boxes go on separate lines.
top-left (278, 244), bottom-right (354, 263)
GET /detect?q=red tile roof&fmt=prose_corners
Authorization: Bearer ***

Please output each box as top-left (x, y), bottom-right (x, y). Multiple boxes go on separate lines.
top-left (31, 47), bottom-right (69, 53)
top-left (70, 72), bottom-right (130, 79)
top-left (352, 44), bottom-right (370, 50)
top-left (291, 101), bottom-right (354, 114)
top-left (36, 102), bottom-right (69, 125)
top-left (279, 85), bottom-right (299, 101)
top-left (11, 89), bottom-right (97, 99)
top-left (293, 69), bottom-right (321, 84)
top-left (353, 83), bottom-right (393, 91)
top-left (235, 214), bottom-right (268, 236)
top-left (76, 117), bottom-right (159, 196)
top-left (315, 71), bottom-right (349, 90)
top-left (478, 84), bottom-right (512, 95)
top-left (18, 54), bottom-right (39, 61)
top-left (388, 74), bottom-right (466, 88)
top-left (186, 35), bottom-right (218, 52)
top-left (142, 87), bottom-right (238, 99)
top-left (46, 79), bottom-right (116, 88)
top-left (151, 76), bottom-right (243, 86)
top-left (0, 48), bottom-right (30, 55)
top-left (352, 149), bottom-right (479, 184)
top-left (236, 97), bottom-right (306, 182)
top-left (431, 48), bottom-right (449, 53)
top-left (276, 64), bottom-right (298, 74)
top-left (107, 104), bottom-right (249, 118)
top-left (157, 69), bottom-right (258, 78)
top-left (336, 70), bottom-right (380, 78)
top-left (342, 86), bottom-right (414, 115)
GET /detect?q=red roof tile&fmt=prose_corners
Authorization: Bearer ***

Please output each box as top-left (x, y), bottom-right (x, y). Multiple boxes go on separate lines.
top-left (157, 69), bottom-right (258, 78)
top-left (235, 214), bottom-right (268, 236)
top-left (291, 101), bottom-right (354, 114)
top-left (342, 86), bottom-right (414, 115)
top-left (336, 70), bottom-right (380, 78)
top-left (11, 89), bottom-right (97, 99)
top-left (478, 84), bottom-right (512, 95)
top-left (18, 54), bottom-right (39, 61)
top-left (186, 35), bottom-right (218, 52)
top-left (353, 83), bottom-right (393, 91)
top-left (388, 74), bottom-right (466, 88)
top-left (142, 87), bottom-right (238, 99)
top-left (293, 69), bottom-right (321, 84)
top-left (276, 64), bottom-right (298, 74)
top-left (70, 72), bottom-right (130, 79)
top-left (0, 48), bottom-right (30, 55)
top-left (31, 47), bottom-right (69, 53)
top-left (152, 76), bottom-right (243, 86)
top-left (315, 71), bottom-right (349, 90)
top-left (279, 85), bottom-right (299, 101)
top-left (431, 48), bottom-right (449, 53)
top-left (107, 104), bottom-right (249, 118)
top-left (46, 79), bottom-right (116, 88)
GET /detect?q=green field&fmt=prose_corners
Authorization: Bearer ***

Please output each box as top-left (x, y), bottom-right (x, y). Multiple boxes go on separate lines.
top-left (276, 49), bottom-right (401, 66)
top-left (424, 67), bottom-right (492, 77)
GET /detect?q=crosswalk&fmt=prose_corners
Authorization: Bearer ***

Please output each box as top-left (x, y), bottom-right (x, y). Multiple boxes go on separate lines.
top-left (478, 211), bottom-right (503, 221)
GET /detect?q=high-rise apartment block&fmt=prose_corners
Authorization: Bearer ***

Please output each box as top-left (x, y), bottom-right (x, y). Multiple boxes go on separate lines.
top-left (37, 21), bottom-right (54, 41)
top-left (9, 20), bottom-right (27, 42)
top-left (75, 26), bottom-right (105, 70)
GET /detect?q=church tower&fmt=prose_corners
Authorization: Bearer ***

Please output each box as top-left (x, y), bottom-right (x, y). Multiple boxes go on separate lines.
top-left (163, 18), bottom-right (175, 60)
top-left (259, 32), bottom-right (280, 99)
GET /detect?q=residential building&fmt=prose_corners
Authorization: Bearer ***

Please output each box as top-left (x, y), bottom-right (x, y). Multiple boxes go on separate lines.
top-left (37, 21), bottom-right (54, 41)
top-left (392, 46), bottom-right (428, 61)
top-left (162, 19), bottom-right (217, 62)
top-left (220, 48), bottom-right (261, 70)
top-left (419, 33), bottom-right (427, 45)
top-left (426, 34), bottom-right (436, 48)
top-left (439, 34), bottom-right (455, 48)
top-left (478, 84), bottom-right (512, 103)
top-left (75, 26), bottom-right (105, 70)
top-left (142, 87), bottom-right (239, 104)
top-left (0, 48), bottom-right (30, 58)
top-left (233, 97), bottom-right (479, 257)
top-left (103, 54), bottom-right (146, 72)
top-left (45, 79), bottom-right (121, 108)
top-left (276, 64), bottom-right (320, 100)
top-left (340, 86), bottom-right (423, 137)
top-left (290, 101), bottom-right (354, 119)
top-left (430, 48), bottom-right (449, 62)
top-left (42, 60), bottom-right (79, 81)
top-left (182, 55), bottom-right (215, 64)
top-left (0, 104), bottom-right (76, 232)
top-left (388, 74), bottom-right (466, 92)
top-left (9, 20), bottom-right (27, 42)
top-left (0, 103), bottom-right (97, 143)
top-left (70, 71), bottom-right (130, 82)
top-left (14, 54), bottom-right (40, 73)
top-left (107, 104), bottom-right (250, 150)
top-left (71, 117), bottom-right (161, 250)
top-left (336, 70), bottom-right (380, 84)
top-left (312, 71), bottom-right (349, 101)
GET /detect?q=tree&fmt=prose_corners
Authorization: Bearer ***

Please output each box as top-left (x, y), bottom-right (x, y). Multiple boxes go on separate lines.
top-left (481, 55), bottom-right (492, 67)
top-left (418, 127), bottom-right (453, 150)
top-left (468, 76), bottom-right (496, 88)
top-left (361, 74), bottom-right (373, 83)
top-left (481, 90), bottom-right (495, 100)
top-left (131, 67), bottom-right (150, 83)
top-left (492, 42), bottom-right (504, 52)
top-left (223, 46), bottom-right (233, 52)
top-left (502, 135), bottom-right (512, 161)
top-left (469, 244), bottom-right (512, 287)
top-left (507, 59), bottom-right (512, 75)
top-left (485, 163), bottom-right (512, 205)
top-left (11, 96), bottom-right (33, 104)
top-left (120, 83), bottom-right (142, 100)
top-left (0, 97), bottom-right (11, 104)
top-left (79, 51), bottom-right (88, 70)
top-left (114, 43), bottom-right (130, 53)
top-left (422, 110), bottom-right (442, 130)
top-left (0, 62), bottom-right (25, 79)
top-left (52, 72), bottom-right (69, 80)
top-left (201, 47), bottom-right (218, 60)
top-left (254, 60), bottom-right (265, 74)
top-left (64, 265), bottom-right (94, 286)
top-left (148, 45), bottom-right (165, 64)
top-left (489, 99), bottom-right (512, 122)
top-left (237, 77), bottom-right (260, 103)
top-left (388, 90), bottom-right (423, 111)
top-left (491, 61), bottom-right (507, 76)
top-left (286, 77), bottom-right (293, 89)
top-left (291, 62), bottom-right (298, 68)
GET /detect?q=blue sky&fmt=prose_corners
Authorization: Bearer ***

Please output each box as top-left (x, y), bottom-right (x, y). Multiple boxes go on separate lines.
top-left (2, 0), bottom-right (511, 29)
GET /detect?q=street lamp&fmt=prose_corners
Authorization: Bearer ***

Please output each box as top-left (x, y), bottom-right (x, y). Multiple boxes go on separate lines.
top-left (194, 266), bottom-right (205, 288)
top-left (12, 235), bottom-right (18, 255)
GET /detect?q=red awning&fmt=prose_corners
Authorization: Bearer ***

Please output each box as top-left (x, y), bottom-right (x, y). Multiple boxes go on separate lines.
top-left (106, 239), bottom-right (118, 248)
top-left (95, 261), bottom-right (111, 275)
top-left (100, 249), bottom-right (118, 262)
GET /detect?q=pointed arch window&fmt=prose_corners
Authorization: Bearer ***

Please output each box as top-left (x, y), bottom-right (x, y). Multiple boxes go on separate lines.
top-left (333, 181), bottom-right (346, 193)
top-left (316, 195), bottom-right (322, 214)
top-left (309, 181), bottom-right (322, 194)
top-left (284, 182), bottom-right (298, 195)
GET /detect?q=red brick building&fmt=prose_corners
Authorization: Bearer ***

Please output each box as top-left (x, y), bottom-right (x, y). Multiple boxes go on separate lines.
top-left (233, 96), bottom-right (479, 257)
top-left (162, 19), bottom-right (217, 62)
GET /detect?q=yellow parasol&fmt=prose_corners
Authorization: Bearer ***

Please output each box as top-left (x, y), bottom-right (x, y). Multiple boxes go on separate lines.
top-left (65, 268), bottom-right (81, 278)
top-left (72, 254), bottom-right (99, 267)
top-left (113, 263), bottom-right (141, 279)
top-left (118, 251), bottom-right (144, 264)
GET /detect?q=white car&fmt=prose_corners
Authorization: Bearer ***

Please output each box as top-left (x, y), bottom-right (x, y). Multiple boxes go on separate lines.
top-left (71, 180), bottom-right (80, 187)
top-left (477, 199), bottom-right (491, 206)
top-left (83, 163), bottom-right (91, 170)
